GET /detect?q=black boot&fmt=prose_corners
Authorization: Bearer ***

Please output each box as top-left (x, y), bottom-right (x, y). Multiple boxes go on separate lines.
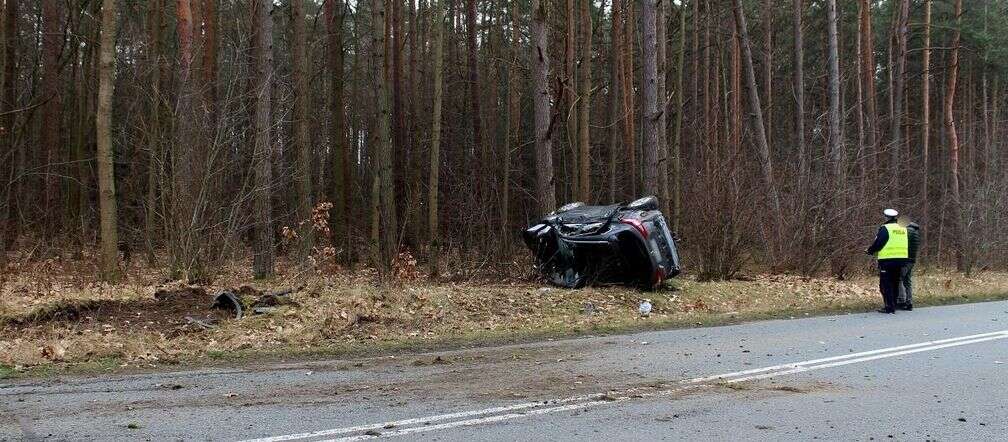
top-left (877, 308), bottom-right (896, 314)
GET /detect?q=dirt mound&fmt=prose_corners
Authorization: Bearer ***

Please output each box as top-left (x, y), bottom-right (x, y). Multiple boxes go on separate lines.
top-left (4, 286), bottom-right (229, 335)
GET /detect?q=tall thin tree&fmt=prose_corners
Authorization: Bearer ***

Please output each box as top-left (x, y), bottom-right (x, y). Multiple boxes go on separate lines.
top-left (531, 0), bottom-right (556, 214)
top-left (577, 0), bottom-right (592, 202)
top-left (792, 0), bottom-right (807, 190)
top-left (326, 0), bottom-right (349, 262)
top-left (40, 0), bottom-right (63, 231)
top-left (373, 0), bottom-right (397, 271)
top-left (825, 0), bottom-right (845, 196)
top-left (945, 0), bottom-right (964, 271)
top-left (920, 0), bottom-right (931, 227)
top-left (642, 0), bottom-right (660, 197)
top-left (252, 0), bottom-right (276, 278)
top-left (731, 0), bottom-right (782, 229)
top-left (292, 0), bottom-right (314, 260)
top-left (97, 0), bottom-right (119, 281)
top-left (428, 0), bottom-right (445, 276)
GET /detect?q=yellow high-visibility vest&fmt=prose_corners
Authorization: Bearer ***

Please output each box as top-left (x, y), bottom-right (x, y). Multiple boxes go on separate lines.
top-left (878, 223), bottom-right (909, 260)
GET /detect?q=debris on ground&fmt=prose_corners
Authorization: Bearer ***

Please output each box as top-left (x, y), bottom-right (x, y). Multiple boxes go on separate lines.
top-left (2, 256), bottom-right (1007, 369)
top-left (212, 292), bottom-right (244, 319)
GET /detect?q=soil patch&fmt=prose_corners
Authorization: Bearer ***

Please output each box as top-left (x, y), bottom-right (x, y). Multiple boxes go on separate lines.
top-left (3, 288), bottom-right (230, 336)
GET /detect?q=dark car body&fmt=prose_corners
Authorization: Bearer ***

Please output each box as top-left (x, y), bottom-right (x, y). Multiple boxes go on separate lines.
top-left (522, 196), bottom-right (682, 289)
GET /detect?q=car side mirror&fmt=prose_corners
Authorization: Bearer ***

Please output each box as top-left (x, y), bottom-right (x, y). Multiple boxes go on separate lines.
top-left (627, 196), bottom-right (658, 211)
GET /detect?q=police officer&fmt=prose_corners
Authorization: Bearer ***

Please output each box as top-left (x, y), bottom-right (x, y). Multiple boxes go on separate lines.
top-left (865, 209), bottom-right (910, 314)
top-left (898, 221), bottom-right (921, 311)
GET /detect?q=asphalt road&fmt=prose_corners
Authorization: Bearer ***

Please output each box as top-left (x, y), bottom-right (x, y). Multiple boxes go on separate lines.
top-left (3, 300), bottom-right (1008, 441)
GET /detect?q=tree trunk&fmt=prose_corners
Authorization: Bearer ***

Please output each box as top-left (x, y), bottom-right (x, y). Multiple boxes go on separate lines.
top-left (642, 0), bottom-right (659, 197)
top-left (890, 0), bottom-right (909, 192)
top-left (624, 0), bottom-right (636, 197)
top-left (921, 0), bottom-right (931, 227)
top-left (565, 0), bottom-right (577, 200)
top-left (577, 0), bottom-right (592, 202)
top-left (792, 0), bottom-right (807, 191)
top-left (2, 0), bottom-right (19, 251)
top-left (656, 0), bottom-right (668, 212)
top-left (172, 0), bottom-right (202, 280)
top-left (731, 0), bottom-right (782, 228)
top-left (97, 0), bottom-right (119, 281)
top-left (325, 0), bottom-right (349, 263)
top-left (854, 6), bottom-right (866, 200)
top-left (252, 0), bottom-right (275, 278)
top-left (373, 0), bottom-right (397, 271)
top-left (144, 0), bottom-right (163, 264)
top-left (532, 0), bottom-right (555, 214)
top-left (202, 0), bottom-right (217, 119)
top-left (292, 0), bottom-right (314, 260)
top-left (858, 0), bottom-right (878, 194)
top-left (428, 0), bottom-right (444, 276)
top-left (825, 0), bottom-right (844, 197)
top-left (503, 1), bottom-right (521, 244)
top-left (465, 0), bottom-right (485, 209)
top-left (945, 0), bottom-right (963, 271)
top-left (761, 0), bottom-right (773, 141)
top-left (672, 4), bottom-right (686, 232)
top-left (608, 0), bottom-right (622, 203)
top-left (40, 0), bottom-right (63, 232)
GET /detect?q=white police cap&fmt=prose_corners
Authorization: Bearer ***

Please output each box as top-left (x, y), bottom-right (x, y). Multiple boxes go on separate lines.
top-left (883, 208), bottom-right (899, 217)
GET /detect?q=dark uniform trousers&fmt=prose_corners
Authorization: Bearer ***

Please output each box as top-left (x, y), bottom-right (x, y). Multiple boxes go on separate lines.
top-left (898, 262), bottom-right (914, 306)
top-left (878, 260), bottom-right (905, 312)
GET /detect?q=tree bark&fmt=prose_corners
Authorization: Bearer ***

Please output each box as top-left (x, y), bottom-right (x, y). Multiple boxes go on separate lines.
top-left (325, 0), bottom-right (349, 263)
top-left (825, 0), bottom-right (844, 196)
top-left (672, 4), bottom-right (686, 232)
top-left (656, 0), bottom-right (668, 212)
top-left (792, 0), bottom-right (807, 191)
top-left (202, 0), bottom-right (217, 120)
top-left (890, 0), bottom-right (909, 191)
top-left (945, 0), bottom-right (964, 271)
top-left (921, 0), bottom-right (931, 226)
top-left (608, 0), bottom-right (622, 203)
top-left (858, 0), bottom-right (878, 193)
top-left (565, 0), bottom-right (577, 199)
top-left (532, 0), bottom-right (555, 214)
top-left (731, 0), bottom-right (782, 228)
top-left (577, 0), bottom-right (592, 202)
top-left (642, 0), bottom-right (659, 197)
top-left (2, 0), bottom-right (19, 251)
top-left (428, 0), bottom-right (444, 276)
top-left (373, 0), bottom-right (397, 271)
top-left (97, 0), bottom-right (119, 281)
top-left (624, 0), bottom-right (636, 197)
top-left (761, 0), bottom-right (773, 141)
top-left (144, 0), bottom-right (164, 264)
top-left (252, 0), bottom-right (275, 278)
top-left (465, 0), bottom-right (485, 207)
top-left (172, 0), bottom-right (203, 280)
top-left (40, 0), bottom-right (63, 232)
top-left (292, 0), bottom-right (314, 260)
top-left (503, 1), bottom-right (521, 243)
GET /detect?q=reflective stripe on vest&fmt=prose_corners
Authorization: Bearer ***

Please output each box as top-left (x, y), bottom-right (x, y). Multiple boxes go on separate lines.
top-left (878, 223), bottom-right (909, 260)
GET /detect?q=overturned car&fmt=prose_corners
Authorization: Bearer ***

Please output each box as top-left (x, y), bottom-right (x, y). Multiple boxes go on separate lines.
top-left (523, 196), bottom-right (682, 290)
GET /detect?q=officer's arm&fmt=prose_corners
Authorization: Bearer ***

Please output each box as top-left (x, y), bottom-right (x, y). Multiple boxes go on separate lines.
top-left (865, 226), bottom-right (888, 254)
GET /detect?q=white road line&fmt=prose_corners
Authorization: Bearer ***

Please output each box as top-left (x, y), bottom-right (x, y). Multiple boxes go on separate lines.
top-left (243, 329), bottom-right (1008, 442)
top-left (685, 329), bottom-right (1008, 384)
top-left (244, 394), bottom-right (608, 442)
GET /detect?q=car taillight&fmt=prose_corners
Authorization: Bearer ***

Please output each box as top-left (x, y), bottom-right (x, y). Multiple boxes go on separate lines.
top-left (621, 218), bottom-right (648, 238)
top-left (654, 267), bottom-right (666, 285)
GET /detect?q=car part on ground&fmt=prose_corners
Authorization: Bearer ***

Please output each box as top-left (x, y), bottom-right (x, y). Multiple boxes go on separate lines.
top-left (523, 196), bottom-right (682, 290)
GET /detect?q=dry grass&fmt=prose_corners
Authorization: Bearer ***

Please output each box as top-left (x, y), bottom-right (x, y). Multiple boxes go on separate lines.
top-left (2, 251), bottom-right (1007, 377)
